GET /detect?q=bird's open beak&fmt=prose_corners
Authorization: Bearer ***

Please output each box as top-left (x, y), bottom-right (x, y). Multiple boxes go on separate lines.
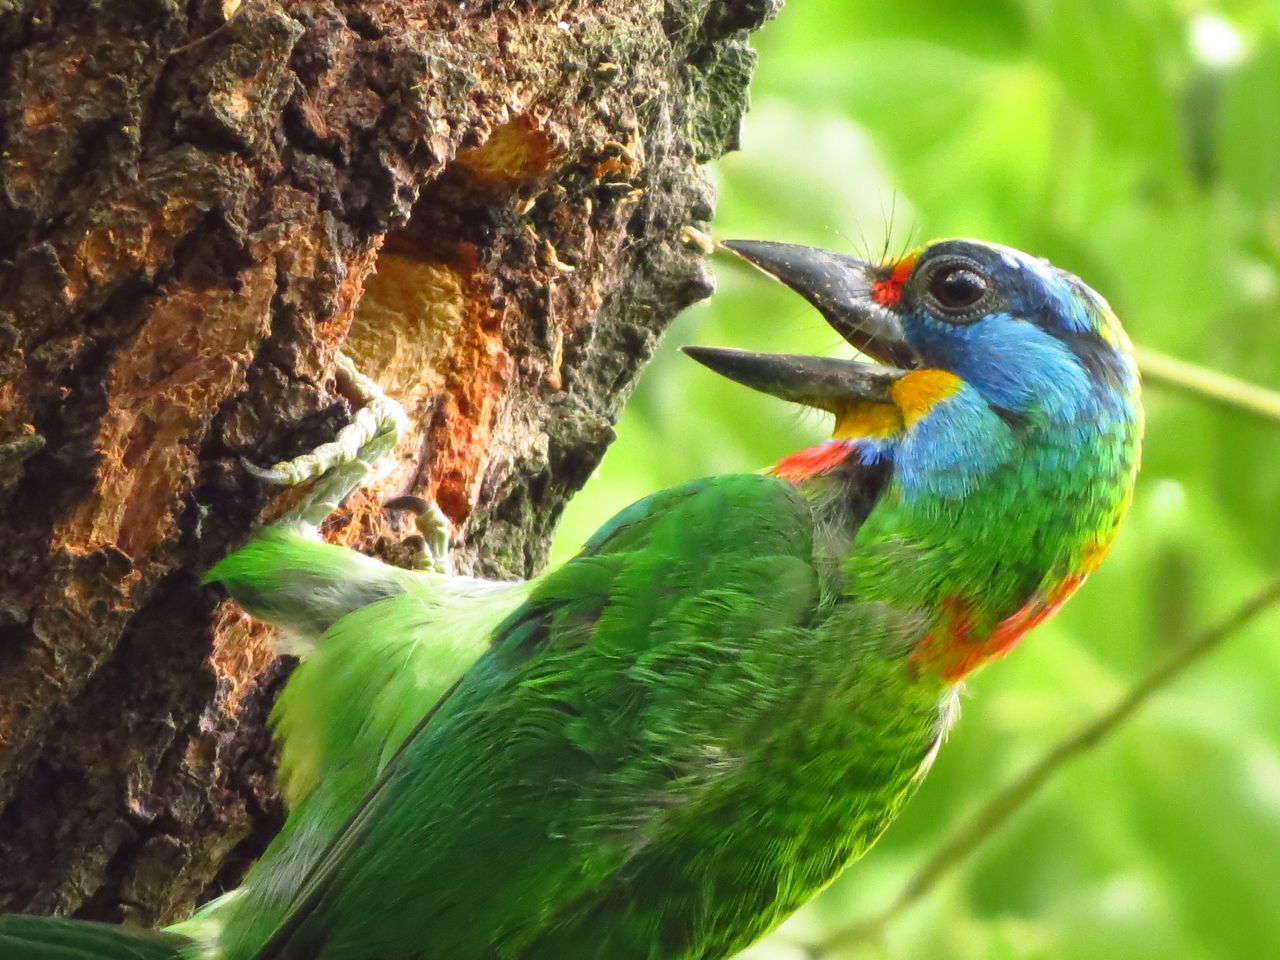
top-left (720, 239), bottom-right (918, 370)
top-left (681, 240), bottom-right (917, 411)
top-left (680, 346), bottom-right (902, 412)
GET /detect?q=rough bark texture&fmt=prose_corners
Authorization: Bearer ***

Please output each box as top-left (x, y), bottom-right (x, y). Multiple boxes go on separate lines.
top-left (0, 0), bottom-right (776, 925)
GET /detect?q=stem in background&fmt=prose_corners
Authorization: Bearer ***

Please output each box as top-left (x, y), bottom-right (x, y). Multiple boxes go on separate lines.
top-left (811, 576), bottom-right (1280, 958)
top-left (1136, 346), bottom-right (1280, 423)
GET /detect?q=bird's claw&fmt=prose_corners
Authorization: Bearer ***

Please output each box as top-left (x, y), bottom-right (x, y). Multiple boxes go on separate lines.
top-left (246, 352), bottom-right (409, 529)
top-left (414, 499), bottom-right (453, 576)
top-left (384, 495), bottom-right (453, 575)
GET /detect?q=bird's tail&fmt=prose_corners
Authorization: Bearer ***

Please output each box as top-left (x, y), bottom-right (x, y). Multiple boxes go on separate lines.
top-left (0, 914), bottom-right (195, 960)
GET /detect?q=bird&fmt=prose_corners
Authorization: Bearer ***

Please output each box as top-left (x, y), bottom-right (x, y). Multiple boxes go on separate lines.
top-left (0, 237), bottom-right (1142, 960)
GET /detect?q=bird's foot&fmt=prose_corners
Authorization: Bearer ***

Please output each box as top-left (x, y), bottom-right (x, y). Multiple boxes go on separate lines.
top-left (384, 495), bottom-right (454, 575)
top-left (244, 352), bottom-right (409, 529)
top-left (413, 497), bottom-right (453, 575)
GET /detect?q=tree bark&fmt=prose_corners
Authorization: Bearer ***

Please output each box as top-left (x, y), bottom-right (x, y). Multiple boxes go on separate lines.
top-left (0, 0), bottom-right (775, 925)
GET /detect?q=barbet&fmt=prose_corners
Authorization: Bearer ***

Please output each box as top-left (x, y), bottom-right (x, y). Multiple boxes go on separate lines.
top-left (0, 238), bottom-right (1141, 960)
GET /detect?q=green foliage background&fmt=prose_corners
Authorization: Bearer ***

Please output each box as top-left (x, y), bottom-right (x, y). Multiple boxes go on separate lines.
top-left (552, 1), bottom-right (1280, 957)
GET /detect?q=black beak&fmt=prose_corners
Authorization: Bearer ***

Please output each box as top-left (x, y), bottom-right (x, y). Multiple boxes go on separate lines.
top-left (720, 239), bottom-right (918, 369)
top-left (680, 346), bottom-right (904, 412)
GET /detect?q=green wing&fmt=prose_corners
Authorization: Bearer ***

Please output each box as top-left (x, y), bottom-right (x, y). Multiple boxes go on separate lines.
top-left (0, 915), bottom-right (191, 960)
top-left (232, 474), bottom-right (825, 960)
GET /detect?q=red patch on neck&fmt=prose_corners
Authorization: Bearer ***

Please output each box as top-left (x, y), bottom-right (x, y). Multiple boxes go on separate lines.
top-left (772, 442), bottom-right (850, 482)
top-left (914, 573), bottom-right (1089, 682)
top-left (870, 254), bottom-right (917, 307)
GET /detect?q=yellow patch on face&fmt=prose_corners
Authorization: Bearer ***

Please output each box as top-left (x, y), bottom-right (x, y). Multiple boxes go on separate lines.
top-left (827, 369), bottom-right (964, 440)
top-left (890, 369), bottom-right (963, 425)
top-left (832, 400), bottom-right (902, 439)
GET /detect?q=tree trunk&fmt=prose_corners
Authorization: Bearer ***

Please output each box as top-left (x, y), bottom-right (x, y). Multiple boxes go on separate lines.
top-left (0, 0), bottom-right (775, 925)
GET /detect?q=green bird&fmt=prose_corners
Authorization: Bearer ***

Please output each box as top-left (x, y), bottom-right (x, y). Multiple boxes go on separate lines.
top-left (0, 237), bottom-right (1141, 960)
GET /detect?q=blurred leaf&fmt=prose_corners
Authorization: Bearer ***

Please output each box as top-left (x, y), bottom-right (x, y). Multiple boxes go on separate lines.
top-left (1221, 36), bottom-right (1280, 206)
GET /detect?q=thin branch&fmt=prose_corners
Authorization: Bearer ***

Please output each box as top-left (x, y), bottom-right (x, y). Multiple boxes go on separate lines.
top-left (1136, 346), bottom-right (1280, 424)
top-left (811, 575), bottom-right (1280, 958)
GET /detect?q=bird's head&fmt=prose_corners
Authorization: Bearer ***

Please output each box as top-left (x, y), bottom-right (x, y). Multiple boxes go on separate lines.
top-left (685, 238), bottom-right (1141, 494)
top-left (686, 238), bottom-right (1143, 680)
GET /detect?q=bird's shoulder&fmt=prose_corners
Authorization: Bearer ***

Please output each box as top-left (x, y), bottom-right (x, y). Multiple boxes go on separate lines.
top-left (492, 473), bottom-right (822, 662)
top-left (576, 472), bottom-right (817, 556)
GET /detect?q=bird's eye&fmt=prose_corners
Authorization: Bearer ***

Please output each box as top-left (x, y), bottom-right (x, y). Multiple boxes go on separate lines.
top-left (925, 263), bottom-right (992, 318)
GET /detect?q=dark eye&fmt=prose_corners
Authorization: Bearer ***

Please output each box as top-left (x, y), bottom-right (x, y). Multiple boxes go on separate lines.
top-left (926, 264), bottom-right (991, 316)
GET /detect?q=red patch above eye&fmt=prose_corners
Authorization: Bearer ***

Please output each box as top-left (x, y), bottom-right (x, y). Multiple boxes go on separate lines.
top-left (871, 255), bottom-right (917, 308)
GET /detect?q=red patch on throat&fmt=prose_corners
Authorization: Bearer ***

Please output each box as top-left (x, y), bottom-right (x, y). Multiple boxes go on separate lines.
top-left (772, 442), bottom-right (850, 482)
